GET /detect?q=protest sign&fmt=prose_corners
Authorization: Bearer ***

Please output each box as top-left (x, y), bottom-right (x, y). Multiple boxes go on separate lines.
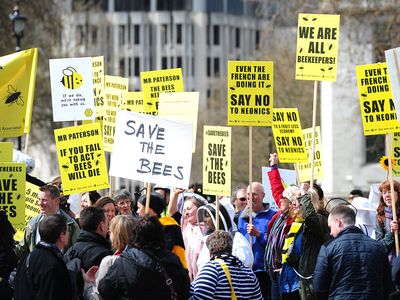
top-left (385, 48), bottom-right (400, 122)
top-left (110, 110), bottom-right (192, 188)
top-left (92, 56), bottom-right (105, 120)
top-left (356, 63), bottom-right (400, 135)
top-left (272, 108), bottom-right (307, 163)
top-left (120, 92), bottom-right (146, 114)
top-left (296, 13), bottom-right (340, 81)
top-left (227, 61), bottom-right (273, 126)
top-left (103, 75), bottom-right (129, 152)
top-left (392, 132), bottom-right (400, 176)
top-left (262, 166), bottom-right (297, 210)
top-left (49, 57), bottom-right (95, 122)
top-left (0, 48), bottom-right (38, 137)
top-left (202, 126), bottom-right (231, 196)
top-left (14, 182), bottom-right (41, 241)
top-left (0, 142), bottom-right (13, 162)
top-left (0, 163), bottom-right (26, 237)
top-left (158, 92), bottom-right (199, 152)
top-left (54, 122), bottom-right (109, 195)
top-left (140, 68), bottom-right (184, 115)
top-left (296, 126), bottom-right (324, 182)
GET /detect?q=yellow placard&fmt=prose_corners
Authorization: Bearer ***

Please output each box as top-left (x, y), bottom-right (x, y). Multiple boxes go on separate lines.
top-left (203, 126), bottom-right (231, 196)
top-left (296, 14), bottom-right (340, 81)
top-left (296, 126), bottom-right (324, 182)
top-left (103, 75), bottom-right (129, 152)
top-left (54, 122), bottom-right (109, 195)
top-left (158, 92), bottom-right (199, 152)
top-left (140, 68), bottom-right (184, 115)
top-left (0, 162), bottom-right (26, 236)
top-left (120, 92), bottom-right (147, 113)
top-left (272, 108), bottom-right (307, 163)
top-left (392, 132), bottom-right (400, 176)
top-left (0, 142), bottom-right (13, 162)
top-left (14, 182), bottom-right (41, 241)
top-left (92, 56), bottom-right (105, 121)
top-left (227, 61), bottom-right (273, 126)
top-left (356, 63), bottom-right (400, 135)
top-left (0, 48), bottom-right (38, 137)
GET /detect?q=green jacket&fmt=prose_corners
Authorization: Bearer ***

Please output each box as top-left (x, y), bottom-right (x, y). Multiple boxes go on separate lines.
top-left (15, 209), bottom-right (80, 259)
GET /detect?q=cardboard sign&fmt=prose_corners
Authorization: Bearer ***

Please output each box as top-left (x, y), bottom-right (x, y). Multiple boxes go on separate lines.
top-left (103, 75), bottom-right (129, 152)
top-left (202, 126), bottom-right (231, 196)
top-left (158, 92), bottom-right (199, 152)
top-left (385, 48), bottom-right (400, 122)
top-left (272, 108), bottom-right (307, 163)
top-left (92, 56), bottom-right (105, 119)
top-left (49, 57), bottom-right (95, 121)
top-left (296, 13), bottom-right (340, 81)
top-left (0, 142), bottom-right (13, 162)
top-left (54, 123), bottom-right (109, 195)
top-left (110, 110), bottom-right (192, 188)
top-left (0, 48), bottom-right (38, 137)
top-left (0, 162), bottom-right (26, 236)
top-left (140, 68), bottom-right (184, 115)
top-left (227, 61), bottom-right (273, 126)
top-left (356, 63), bottom-right (400, 135)
top-left (120, 92), bottom-right (146, 114)
top-left (296, 126), bottom-right (324, 182)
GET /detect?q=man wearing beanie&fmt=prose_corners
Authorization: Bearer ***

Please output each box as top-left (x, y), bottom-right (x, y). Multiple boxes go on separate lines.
top-left (137, 192), bottom-right (188, 270)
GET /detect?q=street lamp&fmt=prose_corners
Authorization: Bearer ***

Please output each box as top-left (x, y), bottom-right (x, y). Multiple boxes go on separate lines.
top-left (9, 3), bottom-right (27, 52)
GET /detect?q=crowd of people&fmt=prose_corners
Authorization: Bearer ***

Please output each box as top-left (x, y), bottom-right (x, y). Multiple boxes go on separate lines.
top-left (1, 153), bottom-right (400, 299)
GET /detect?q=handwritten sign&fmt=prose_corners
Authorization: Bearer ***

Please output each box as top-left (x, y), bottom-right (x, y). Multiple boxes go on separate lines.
top-left (202, 126), bottom-right (231, 196)
top-left (227, 61), bottom-right (273, 126)
top-left (272, 108), bottom-right (307, 163)
top-left (356, 63), bottom-right (400, 135)
top-left (296, 13), bottom-right (340, 81)
top-left (54, 122), bottom-right (109, 195)
top-left (385, 48), bottom-right (400, 122)
top-left (110, 110), bottom-right (192, 188)
top-left (140, 68), bottom-right (184, 115)
top-left (0, 142), bottom-right (13, 162)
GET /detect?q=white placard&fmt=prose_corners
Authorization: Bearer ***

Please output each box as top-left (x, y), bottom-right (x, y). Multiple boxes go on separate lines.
top-left (110, 110), bottom-right (193, 188)
top-left (385, 48), bottom-right (400, 122)
top-left (49, 57), bottom-right (94, 121)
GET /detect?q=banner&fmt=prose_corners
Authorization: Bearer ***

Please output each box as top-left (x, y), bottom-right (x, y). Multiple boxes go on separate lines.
top-left (158, 92), bottom-right (199, 152)
top-left (0, 162), bottom-right (26, 236)
top-left (103, 75), bottom-right (129, 152)
top-left (110, 110), bottom-right (192, 188)
top-left (140, 68), bottom-right (184, 115)
top-left (356, 63), bottom-right (400, 135)
top-left (227, 61), bottom-right (273, 126)
top-left (54, 123), bottom-right (109, 195)
top-left (120, 92), bottom-right (146, 114)
top-left (296, 13), bottom-right (340, 81)
top-left (0, 48), bottom-right (38, 137)
top-left (385, 48), bottom-right (400, 122)
top-left (202, 126), bottom-right (231, 196)
top-left (0, 142), bottom-right (13, 162)
top-left (296, 126), bottom-right (324, 182)
top-left (272, 108), bottom-right (307, 163)
top-left (92, 56), bottom-right (105, 120)
top-left (49, 57), bottom-right (95, 121)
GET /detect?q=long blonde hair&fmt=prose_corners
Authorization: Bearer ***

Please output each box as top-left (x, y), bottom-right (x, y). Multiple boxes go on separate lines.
top-left (109, 215), bottom-right (135, 252)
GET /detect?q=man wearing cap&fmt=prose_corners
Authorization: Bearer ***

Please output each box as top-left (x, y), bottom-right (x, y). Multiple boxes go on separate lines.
top-left (137, 192), bottom-right (188, 270)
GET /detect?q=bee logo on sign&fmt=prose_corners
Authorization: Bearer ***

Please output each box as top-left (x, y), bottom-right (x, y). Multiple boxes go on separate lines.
top-left (61, 67), bottom-right (83, 90)
top-left (5, 85), bottom-right (23, 106)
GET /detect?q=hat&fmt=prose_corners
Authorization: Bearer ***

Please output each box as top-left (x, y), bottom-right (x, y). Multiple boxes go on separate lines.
top-left (137, 192), bottom-right (166, 216)
top-left (154, 184), bottom-right (171, 193)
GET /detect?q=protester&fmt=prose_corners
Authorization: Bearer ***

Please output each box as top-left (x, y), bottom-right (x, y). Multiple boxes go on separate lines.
top-left (15, 184), bottom-right (80, 259)
top-left (313, 204), bottom-right (392, 299)
top-left (14, 214), bottom-right (73, 300)
top-left (98, 216), bottom-right (190, 299)
top-left (81, 191), bottom-right (101, 210)
top-left (93, 196), bottom-right (116, 224)
top-left (0, 210), bottom-right (18, 300)
top-left (113, 189), bottom-right (135, 216)
top-left (82, 215), bottom-right (135, 300)
top-left (237, 181), bottom-right (276, 300)
top-left (154, 184), bottom-right (171, 214)
top-left (231, 186), bottom-right (247, 224)
top-left (375, 179), bottom-right (400, 264)
top-left (190, 230), bottom-right (262, 299)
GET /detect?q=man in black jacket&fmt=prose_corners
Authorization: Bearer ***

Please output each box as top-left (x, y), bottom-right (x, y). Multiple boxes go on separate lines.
top-left (313, 204), bottom-right (392, 300)
top-left (65, 206), bottom-right (112, 271)
top-left (14, 214), bottom-right (72, 300)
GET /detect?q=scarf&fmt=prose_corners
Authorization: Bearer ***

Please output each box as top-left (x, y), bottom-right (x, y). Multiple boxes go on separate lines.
top-left (281, 217), bottom-right (303, 264)
top-left (265, 211), bottom-right (288, 270)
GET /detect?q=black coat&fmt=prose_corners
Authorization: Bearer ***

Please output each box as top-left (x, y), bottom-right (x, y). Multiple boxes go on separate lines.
top-left (14, 242), bottom-right (73, 300)
top-left (313, 226), bottom-right (393, 300)
top-left (98, 247), bottom-right (190, 300)
top-left (65, 230), bottom-right (112, 271)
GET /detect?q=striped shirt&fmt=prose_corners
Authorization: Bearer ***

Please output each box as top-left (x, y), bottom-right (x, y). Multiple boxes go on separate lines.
top-left (190, 255), bottom-right (263, 300)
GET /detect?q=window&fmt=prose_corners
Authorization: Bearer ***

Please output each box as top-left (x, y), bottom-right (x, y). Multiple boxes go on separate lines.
top-left (119, 25), bottom-right (126, 46)
top-left (128, 57), bottom-right (132, 76)
top-left (214, 57), bottom-right (220, 77)
top-left (176, 24), bottom-right (182, 44)
top-left (134, 25), bottom-right (140, 44)
top-left (162, 57), bottom-right (168, 69)
top-left (91, 26), bottom-right (98, 45)
top-left (192, 56), bottom-right (195, 77)
top-left (255, 30), bottom-right (260, 50)
top-left (119, 58), bottom-right (125, 76)
top-left (77, 25), bottom-right (84, 45)
top-left (213, 25), bottom-right (220, 45)
top-left (134, 57), bottom-right (140, 76)
top-left (177, 56), bottom-right (182, 68)
top-left (161, 24), bottom-right (168, 45)
top-left (366, 135), bottom-right (385, 163)
top-left (235, 27), bottom-right (240, 48)
top-left (207, 57), bottom-right (211, 77)
top-left (170, 57), bottom-right (174, 67)
top-left (191, 24), bottom-right (194, 45)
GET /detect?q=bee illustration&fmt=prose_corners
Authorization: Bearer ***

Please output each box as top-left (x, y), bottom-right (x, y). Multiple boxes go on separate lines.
top-left (5, 85), bottom-right (24, 106)
top-left (16, 194), bottom-right (21, 200)
top-left (0, 66), bottom-right (3, 70)
top-left (61, 163), bottom-right (69, 170)
top-left (61, 67), bottom-right (84, 90)
top-left (230, 87), bottom-right (235, 91)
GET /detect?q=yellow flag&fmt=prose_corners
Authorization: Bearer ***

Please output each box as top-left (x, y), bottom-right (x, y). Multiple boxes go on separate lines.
top-left (0, 48), bottom-right (38, 137)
